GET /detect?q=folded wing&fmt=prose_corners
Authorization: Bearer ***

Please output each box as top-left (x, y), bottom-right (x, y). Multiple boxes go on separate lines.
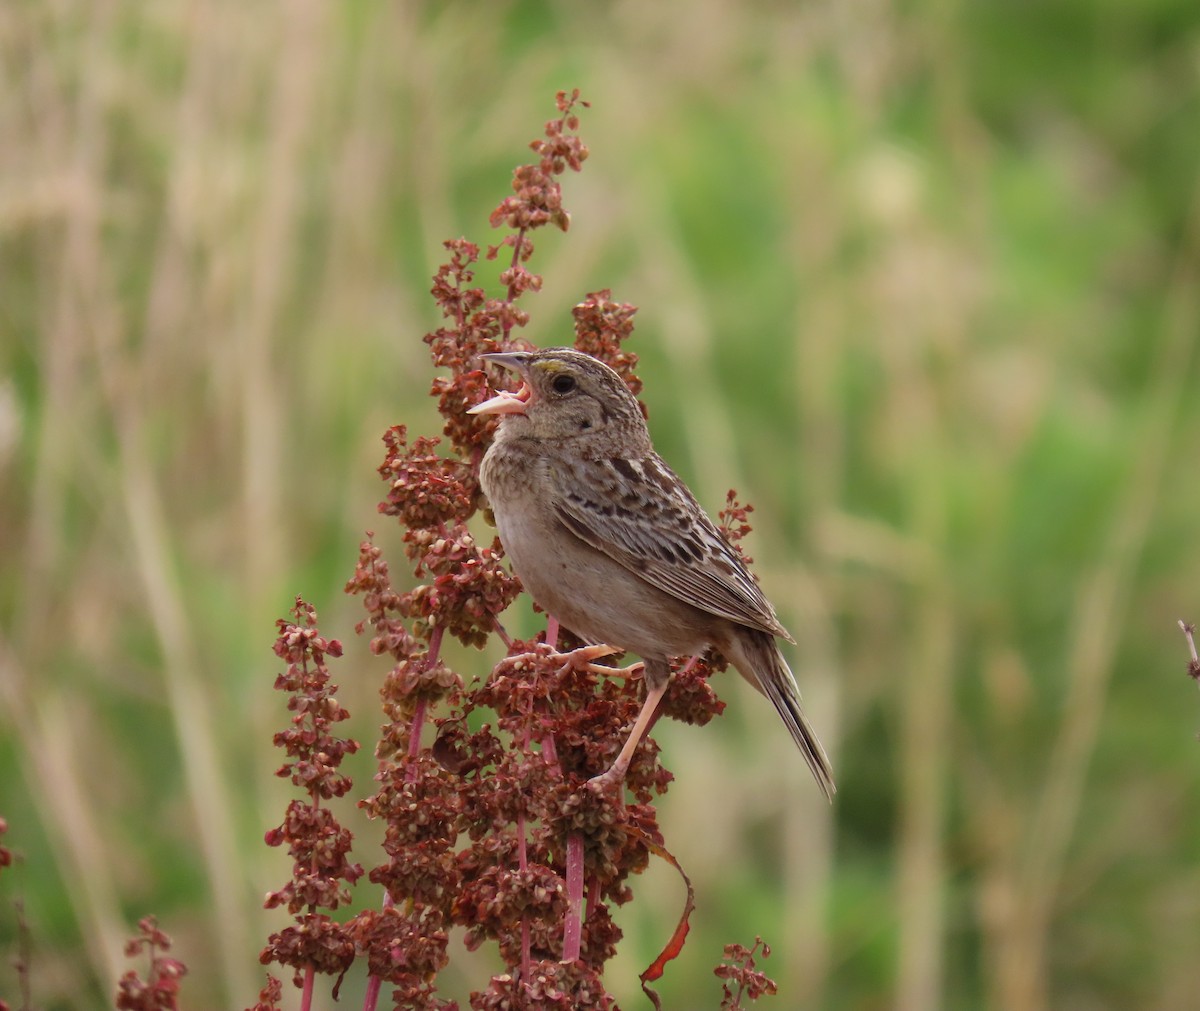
top-left (548, 453), bottom-right (792, 641)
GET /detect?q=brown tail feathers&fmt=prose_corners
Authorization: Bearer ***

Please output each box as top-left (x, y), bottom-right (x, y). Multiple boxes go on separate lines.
top-left (725, 629), bottom-right (836, 801)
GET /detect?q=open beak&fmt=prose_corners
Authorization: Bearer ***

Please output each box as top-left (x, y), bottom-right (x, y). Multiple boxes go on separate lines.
top-left (468, 352), bottom-right (534, 416)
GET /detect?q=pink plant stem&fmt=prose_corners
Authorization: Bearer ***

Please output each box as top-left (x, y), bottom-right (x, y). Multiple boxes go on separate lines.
top-left (407, 697), bottom-right (427, 763)
top-left (517, 809), bottom-right (532, 978)
top-left (542, 612), bottom-right (589, 961)
top-left (426, 624), bottom-right (445, 668)
top-left (300, 964), bottom-right (315, 1011)
top-left (538, 616), bottom-right (563, 768)
top-left (562, 832), bottom-right (585, 963)
top-left (363, 973), bottom-right (382, 1011)
top-left (501, 226), bottom-right (529, 340)
top-left (405, 626), bottom-right (443, 773)
top-left (362, 891), bottom-right (395, 1011)
top-left (517, 812), bottom-right (530, 872)
top-left (493, 617), bottom-right (514, 649)
top-left (300, 799), bottom-right (323, 1011)
top-left (518, 723), bottom-right (532, 979)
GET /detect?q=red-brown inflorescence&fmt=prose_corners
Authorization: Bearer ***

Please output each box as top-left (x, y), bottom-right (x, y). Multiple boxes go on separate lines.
top-left (718, 489), bottom-right (757, 569)
top-left (246, 976), bottom-right (284, 1011)
top-left (571, 290), bottom-right (643, 408)
top-left (341, 86), bottom-right (747, 1008)
top-left (259, 599), bottom-right (362, 995)
top-left (715, 937), bottom-right (779, 1009)
top-left (342, 89), bottom-right (725, 1007)
top-left (470, 959), bottom-right (615, 1011)
top-left (250, 89), bottom-right (753, 1009)
top-left (114, 917), bottom-right (188, 1011)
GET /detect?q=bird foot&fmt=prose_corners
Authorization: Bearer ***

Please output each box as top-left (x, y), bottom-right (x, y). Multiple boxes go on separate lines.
top-left (544, 643), bottom-right (642, 678)
top-left (587, 659), bottom-right (644, 680)
top-left (587, 765), bottom-right (626, 792)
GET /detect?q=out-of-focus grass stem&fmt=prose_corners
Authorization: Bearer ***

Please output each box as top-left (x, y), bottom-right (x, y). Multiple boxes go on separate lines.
top-left (0, 638), bottom-right (127, 985)
top-left (238, 1), bottom-right (327, 618)
top-left (1016, 178), bottom-right (1200, 1011)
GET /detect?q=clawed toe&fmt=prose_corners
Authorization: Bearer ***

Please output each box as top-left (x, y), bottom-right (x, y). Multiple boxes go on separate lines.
top-left (582, 658), bottom-right (643, 679)
top-left (549, 642), bottom-right (621, 665)
top-left (544, 643), bottom-right (642, 678)
top-left (502, 643), bottom-right (643, 680)
top-left (587, 766), bottom-right (624, 792)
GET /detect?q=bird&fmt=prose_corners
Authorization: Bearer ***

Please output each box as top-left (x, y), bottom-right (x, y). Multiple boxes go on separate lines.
top-left (468, 347), bottom-right (834, 799)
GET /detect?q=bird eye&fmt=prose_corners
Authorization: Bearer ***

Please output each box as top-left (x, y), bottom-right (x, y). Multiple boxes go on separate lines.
top-left (551, 373), bottom-right (577, 395)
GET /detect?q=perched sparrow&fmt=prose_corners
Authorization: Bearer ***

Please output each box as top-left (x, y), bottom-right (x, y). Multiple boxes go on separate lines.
top-left (469, 347), bottom-right (834, 799)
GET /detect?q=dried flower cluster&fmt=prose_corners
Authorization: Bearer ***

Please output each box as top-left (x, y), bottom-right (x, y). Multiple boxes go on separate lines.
top-left (715, 937), bottom-right (779, 1010)
top-left (336, 88), bottom-right (738, 1009)
top-left (101, 89), bottom-right (777, 1011)
top-left (114, 918), bottom-right (187, 1011)
top-left (337, 89), bottom-right (698, 1009)
top-left (257, 599), bottom-right (362, 997)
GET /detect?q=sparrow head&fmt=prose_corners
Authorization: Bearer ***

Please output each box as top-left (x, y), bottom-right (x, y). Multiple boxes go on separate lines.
top-left (469, 348), bottom-right (649, 453)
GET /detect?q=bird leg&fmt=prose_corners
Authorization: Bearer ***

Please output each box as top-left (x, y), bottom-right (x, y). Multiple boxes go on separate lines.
top-left (589, 678), bottom-right (670, 790)
top-left (588, 655), bottom-right (703, 789)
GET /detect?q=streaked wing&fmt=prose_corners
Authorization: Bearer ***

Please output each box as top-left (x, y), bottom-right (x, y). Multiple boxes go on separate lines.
top-left (548, 454), bottom-right (792, 640)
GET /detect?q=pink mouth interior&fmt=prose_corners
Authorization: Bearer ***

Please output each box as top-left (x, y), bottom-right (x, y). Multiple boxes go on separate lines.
top-left (468, 375), bottom-right (535, 416)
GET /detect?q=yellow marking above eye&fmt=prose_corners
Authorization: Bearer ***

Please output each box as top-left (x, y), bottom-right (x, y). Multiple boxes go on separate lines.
top-left (533, 360), bottom-right (568, 375)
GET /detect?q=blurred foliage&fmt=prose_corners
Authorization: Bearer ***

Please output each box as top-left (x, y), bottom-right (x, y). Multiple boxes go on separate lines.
top-left (2, 1), bottom-right (1200, 1009)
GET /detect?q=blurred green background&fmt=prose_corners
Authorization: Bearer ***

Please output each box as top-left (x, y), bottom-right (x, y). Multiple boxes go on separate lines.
top-left (3, 1), bottom-right (1200, 1008)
